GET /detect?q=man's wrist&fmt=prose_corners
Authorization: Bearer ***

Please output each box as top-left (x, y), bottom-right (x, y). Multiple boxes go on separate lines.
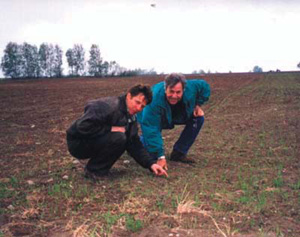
top-left (157, 156), bottom-right (165, 160)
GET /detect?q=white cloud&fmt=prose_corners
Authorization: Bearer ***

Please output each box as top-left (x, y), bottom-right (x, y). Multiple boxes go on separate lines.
top-left (1, 0), bottom-right (300, 77)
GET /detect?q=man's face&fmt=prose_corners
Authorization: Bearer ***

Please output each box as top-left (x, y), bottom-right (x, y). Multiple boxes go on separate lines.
top-left (165, 82), bottom-right (183, 105)
top-left (126, 93), bottom-right (147, 115)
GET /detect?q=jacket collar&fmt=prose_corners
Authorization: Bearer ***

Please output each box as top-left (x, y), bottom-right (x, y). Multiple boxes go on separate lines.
top-left (119, 94), bottom-right (136, 121)
top-left (119, 94), bottom-right (128, 114)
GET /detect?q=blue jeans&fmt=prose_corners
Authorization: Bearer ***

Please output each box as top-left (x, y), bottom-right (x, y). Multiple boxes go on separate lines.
top-left (140, 116), bottom-right (204, 156)
top-left (173, 116), bottom-right (204, 155)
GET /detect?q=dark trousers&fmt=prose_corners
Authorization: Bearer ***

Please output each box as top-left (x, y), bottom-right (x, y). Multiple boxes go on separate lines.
top-left (173, 116), bottom-right (204, 154)
top-left (67, 132), bottom-right (127, 172)
top-left (140, 116), bottom-right (204, 157)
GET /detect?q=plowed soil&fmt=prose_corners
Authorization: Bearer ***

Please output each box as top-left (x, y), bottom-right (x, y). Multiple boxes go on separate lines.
top-left (0, 72), bottom-right (299, 236)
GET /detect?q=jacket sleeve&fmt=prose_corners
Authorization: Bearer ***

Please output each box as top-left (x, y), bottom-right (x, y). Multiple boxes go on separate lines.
top-left (138, 103), bottom-right (165, 159)
top-left (194, 80), bottom-right (211, 105)
top-left (126, 123), bottom-right (156, 169)
top-left (69, 101), bottom-right (111, 138)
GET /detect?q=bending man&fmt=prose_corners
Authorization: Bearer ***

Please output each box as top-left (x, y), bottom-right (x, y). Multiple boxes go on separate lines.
top-left (137, 73), bottom-right (210, 169)
top-left (66, 84), bottom-right (168, 180)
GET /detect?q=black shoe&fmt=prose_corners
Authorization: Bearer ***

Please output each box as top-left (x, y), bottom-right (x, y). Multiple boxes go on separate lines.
top-left (84, 167), bottom-right (110, 181)
top-left (170, 150), bottom-right (196, 164)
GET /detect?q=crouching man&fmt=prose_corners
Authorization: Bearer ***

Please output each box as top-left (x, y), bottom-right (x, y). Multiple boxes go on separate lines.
top-left (66, 84), bottom-right (168, 180)
top-left (137, 73), bottom-right (211, 170)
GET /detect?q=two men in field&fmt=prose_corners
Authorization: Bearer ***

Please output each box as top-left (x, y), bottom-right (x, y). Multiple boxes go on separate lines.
top-left (66, 73), bottom-right (210, 180)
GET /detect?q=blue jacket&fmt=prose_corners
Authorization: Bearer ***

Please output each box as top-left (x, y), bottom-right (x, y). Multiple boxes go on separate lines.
top-left (137, 79), bottom-right (210, 158)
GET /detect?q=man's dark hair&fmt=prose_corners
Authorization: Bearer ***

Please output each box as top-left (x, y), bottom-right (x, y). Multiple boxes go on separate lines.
top-left (128, 84), bottom-right (152, 104)
top-left (165, 73), bottom-right (186, 90)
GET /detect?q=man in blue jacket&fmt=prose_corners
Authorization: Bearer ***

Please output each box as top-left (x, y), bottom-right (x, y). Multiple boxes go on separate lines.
top-left (137, 73), bottom-right (210, 170)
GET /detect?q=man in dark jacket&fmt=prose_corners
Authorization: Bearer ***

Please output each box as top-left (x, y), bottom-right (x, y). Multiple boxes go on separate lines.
top-left (66, 84), bottom-right (168, 180)
top-left (137, 73), bottom-right (210, 170)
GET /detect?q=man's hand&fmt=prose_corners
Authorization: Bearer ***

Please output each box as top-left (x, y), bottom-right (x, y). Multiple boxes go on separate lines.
top-left (151, 164), bottom-right (168, 177)
top-left (111, 126), bottom-right (125, 133)
top-left (157, 158), bottom-right (168, 170)
top-left (193, 105), bottom-right (204, 117)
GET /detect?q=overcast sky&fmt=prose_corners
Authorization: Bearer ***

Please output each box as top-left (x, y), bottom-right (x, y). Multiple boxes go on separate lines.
top-left (0, 0), bottom-right (300, 76)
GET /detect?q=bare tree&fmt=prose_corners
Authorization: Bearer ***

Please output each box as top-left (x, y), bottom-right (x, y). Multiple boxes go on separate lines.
top-left (21, 42), bottom-right (40, 78)
top-left (53, 45), bottom-right (63, 77)
top-left (88, 44), bottom-right (103, 76)
top-left (66, 44), bottom-right (85, 76)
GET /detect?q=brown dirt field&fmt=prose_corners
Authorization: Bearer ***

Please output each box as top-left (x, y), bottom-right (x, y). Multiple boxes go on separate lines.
top-left (0, 72), bottom-right (299, 236)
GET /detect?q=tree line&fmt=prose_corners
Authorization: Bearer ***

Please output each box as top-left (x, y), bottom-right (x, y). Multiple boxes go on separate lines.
top-left (0, 42), bottom-right (157, 79)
